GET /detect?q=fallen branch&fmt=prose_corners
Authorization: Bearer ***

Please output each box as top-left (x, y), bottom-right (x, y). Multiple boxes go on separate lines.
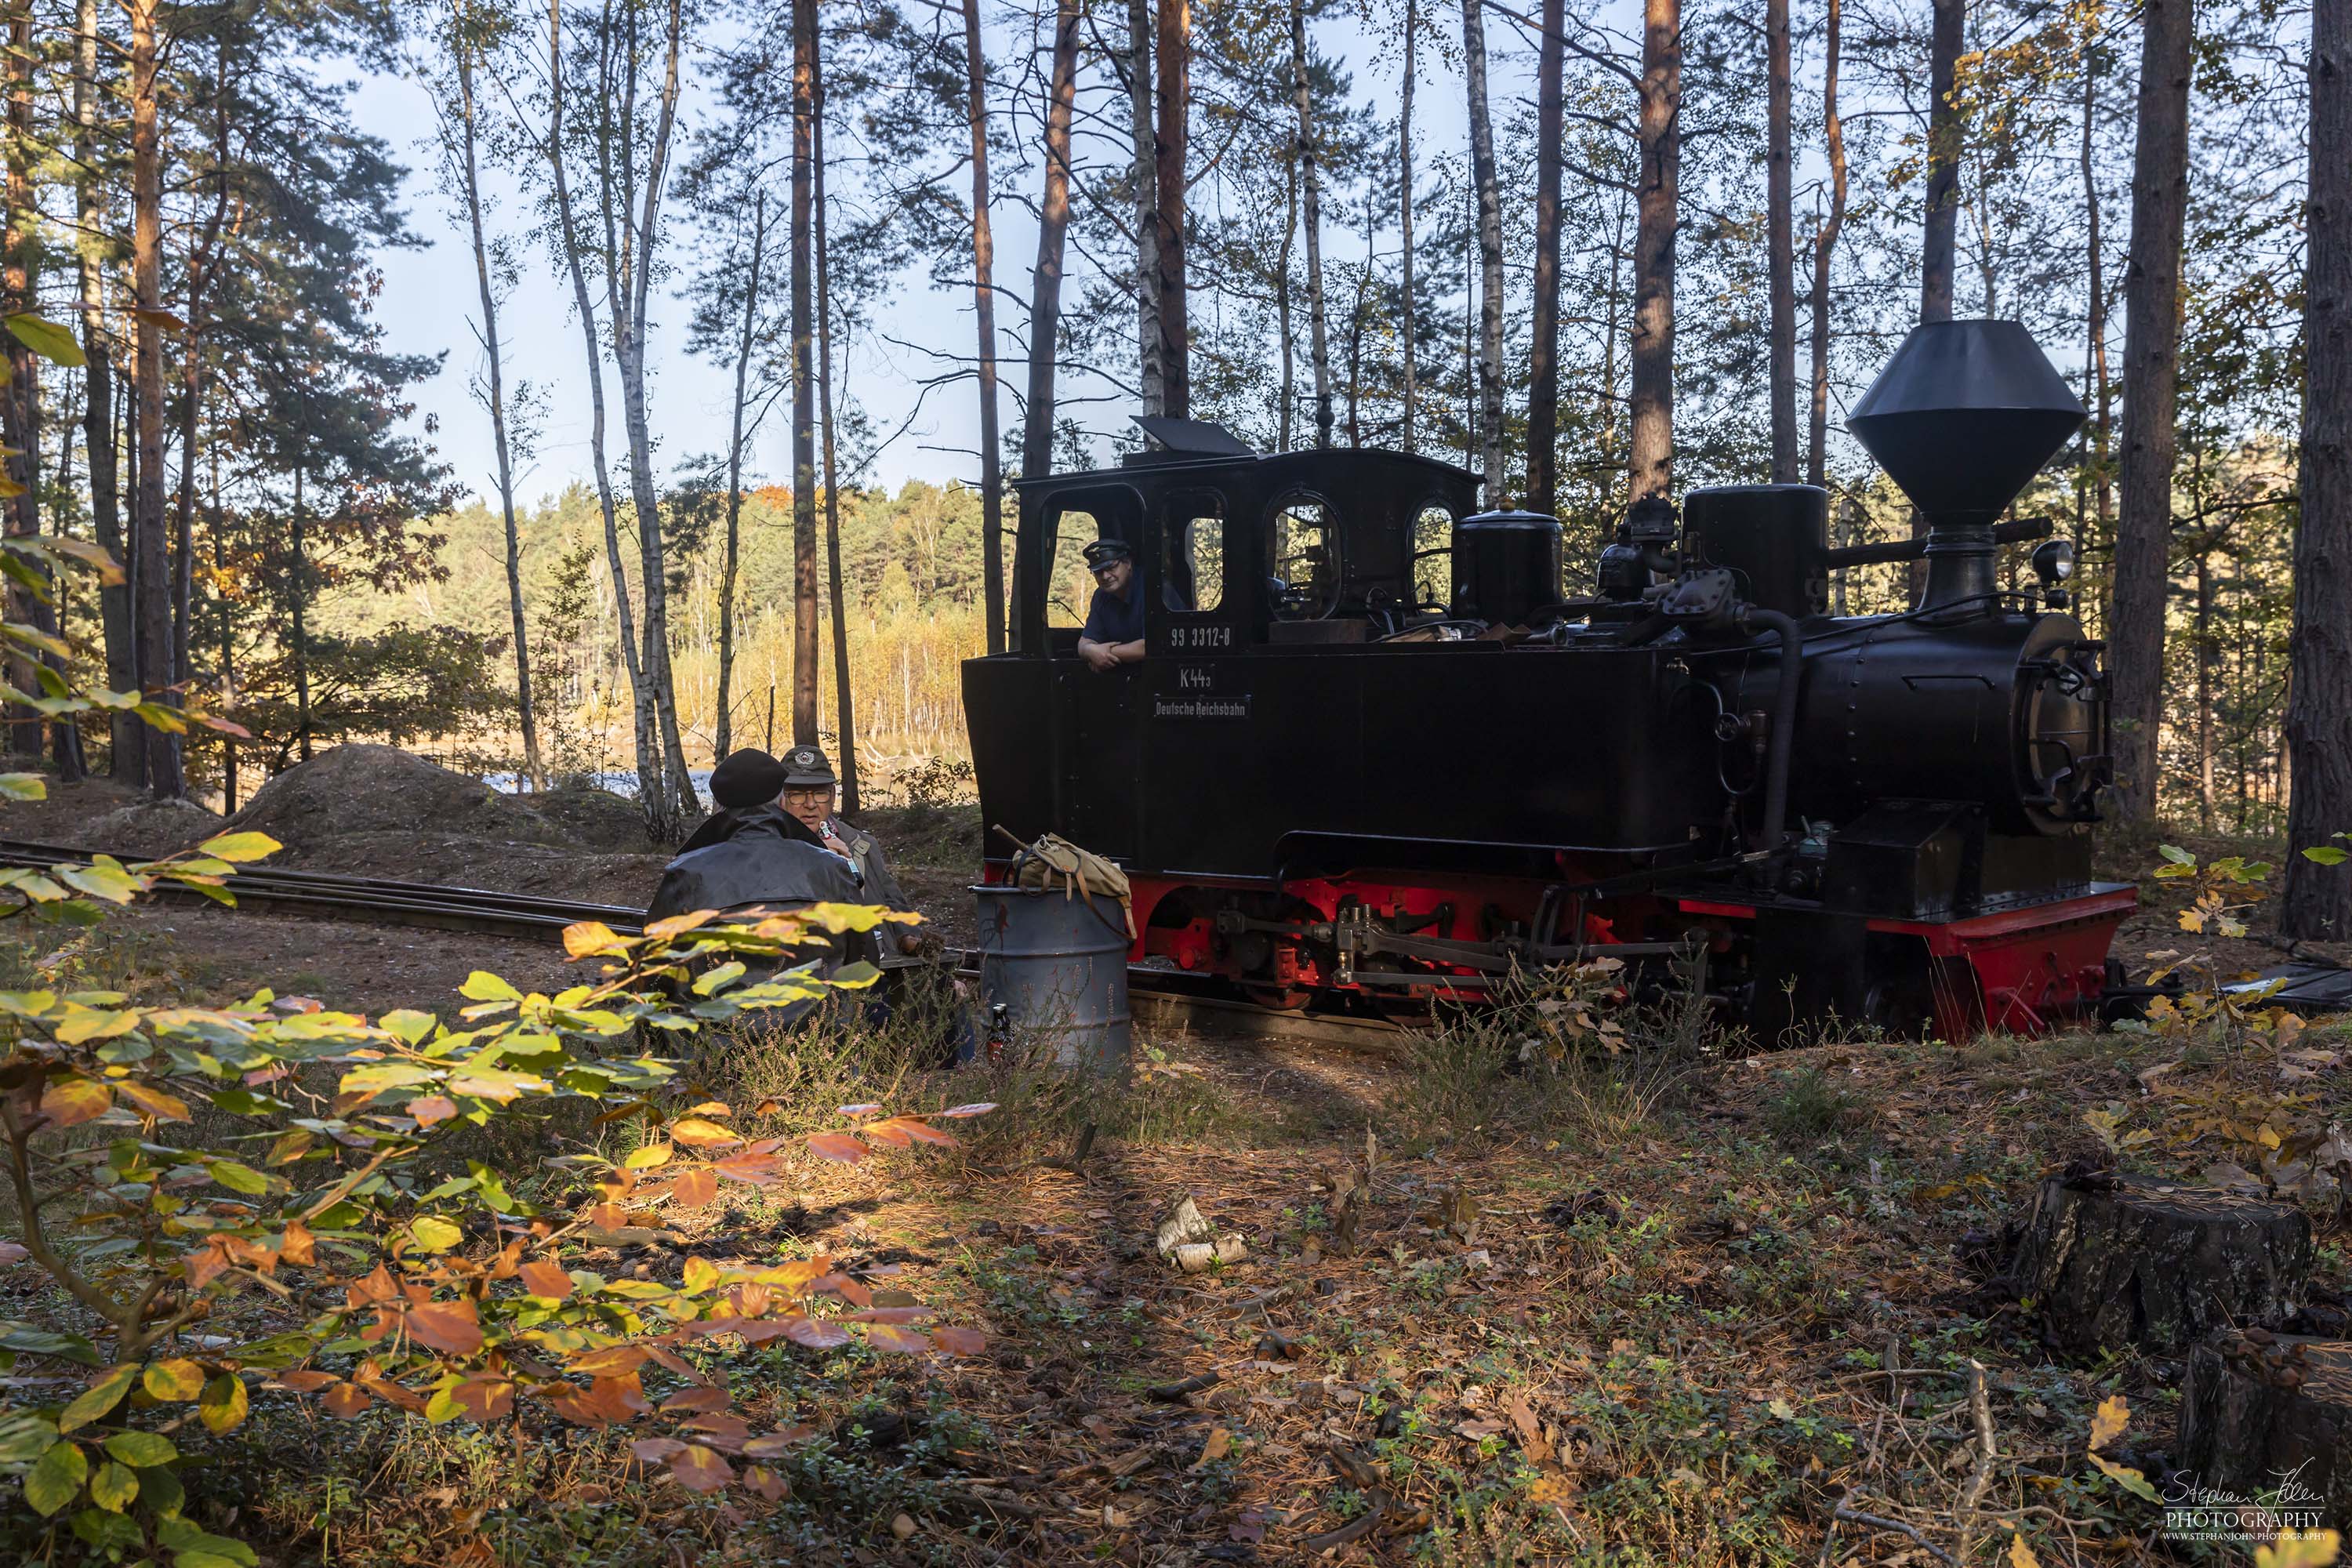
top-left (1146, 1370), bottom-right (1220, 1401)
top-left (1829, 1502), bottom-right (1958, 1566)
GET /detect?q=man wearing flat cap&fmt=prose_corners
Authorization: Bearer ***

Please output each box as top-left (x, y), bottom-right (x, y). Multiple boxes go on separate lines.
top-left (673, 747), bottom-right (791, 854)
top-left (776, 744), bottom-right (932, 956)
top-left (1076, 537), bottom-right (1146, 673)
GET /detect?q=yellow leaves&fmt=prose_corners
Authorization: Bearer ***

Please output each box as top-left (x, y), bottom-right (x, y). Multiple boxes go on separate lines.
top-left (194, 831), bottom-right (280, 862)
top-left (143, 1359), bottom-right (205, 1402)
top-left (563, 920), bottom-right (630, 958)
top-left (37, 1074), bottom-right (112, 1130)
top-left (59, 1365), bottom-right (138, 1432)
top-left (2009, 1534), bottom-right (2044, 1568)
top-left (2256, 1530), bottom-right (2342, 1568)
top-left (113, 1080), bottom-right (190, 1123)
top-left (2088, 1394), bottom-right (2129, 1450)
top-left (667, 1117), bottom-right (739, 1149)
top-left (2179, 908), bottom-right (2206, 933)
top-left (198, 1372), bottom-right (249, 1434)
top-left (625, 1142), bottom-right (674, 1170)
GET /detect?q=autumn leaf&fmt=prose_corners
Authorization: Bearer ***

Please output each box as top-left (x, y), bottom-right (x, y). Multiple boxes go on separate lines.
top-left (865, 1323), bottom-right (931, 1354)
top-left (406, 1299), bottom-right (485, 1356)
top-left (37, 1074), bottom-right (112, 1130)
top-left (143, 1359), bottom-right (205, 1401)
top-left (569, 1345), bottom-right (650, 1377)
top-left (199, 1372), bottom-right (249, 1434)
top-left (668, 1117), bottom-right (739, 1149)
top-left (2010, 1534), bottom-right (2044, 1568)
top-left (452, 1377), bottom-right (514, 1421)
top-left (2256, 1530), bottom-right (2343, 1568)
top-left (112, 1080), bottom-right (191, 1122)
top-left (59, 1365), bottom-right (138, 1432)
top-left (2088, 1393), bottom-right (2129, 1451)
top-left (931, 1325), bottom-right (987, 1356)
top-left (744, 1464), bottom-right (789, 1501)
top-left (321, 1381), bottom-right (374, 1419)
top-left (519, 1259), bottom-right (575, 1301)
top-left (667, 1445), bottom-right (734, 1492)
top-left (936, 1102), bottom-right (997, 1118)
top-left (806, 1131), bottom-right (868, 1163)
top-left (782, 1317), bottom-right (850, 1350)
top-left (409, 1094), bottom-right (459, 1128)
top-left (669, 1167), bottom-right (719, 1208)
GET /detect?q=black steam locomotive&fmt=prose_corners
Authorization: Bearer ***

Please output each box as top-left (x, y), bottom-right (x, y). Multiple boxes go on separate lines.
top-left (961, 321), bottom-right (2133, 1040)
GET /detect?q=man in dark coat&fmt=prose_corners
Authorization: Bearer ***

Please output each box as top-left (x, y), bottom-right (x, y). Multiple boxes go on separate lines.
top-left (773, 743), bottom-right (935, 956)
top-left (673, 749), bottom-right (791, 855)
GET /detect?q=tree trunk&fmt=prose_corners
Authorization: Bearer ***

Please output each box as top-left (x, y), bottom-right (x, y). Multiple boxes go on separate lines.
top-left (2284, 0), bottom-right (2352, 938)
top-left (2181, 1334), bottom-right (2352, 1530)
top-left (609, 0), bottom-right (698, 826)
top-left (1461, 0), bottom-right (1505, 496)
top-left (76, 0), bottom-right (132, 780)
top-left (813, 60), bottom-right (858, 814)
top-left (2016, 1172), bottom-right (2313, 1356)
top-left (1526, 0), bottom-right (1564, 513)
top-left (1628, 0), bottom-right (1679, 505)
top-left (456, 26), bottom-right (541, 787)
top-left (714, 191), bottom-right (766, 761)
top-left (2197, 543), bottom-right (2216, 830)
top-left (1919, 0), bottom-right (1963, 322)
top-left (1398, 0), bottom-right (1417, 452)
top-left (790, 0), bottom-right (821, 745)
top-left (1290, 0), bottom-right (1331, 448)
top-left (129, 0), bottom-right (180, 796)
top-left (1154, 0), bottom-right (1190, 419)
top-left (2082, 59), bottom-right (2114, 593)
top-left (1346, 197), bottom-right (1370, 446)
top-left (1276, 159), bottom-right (1296, 452)
top-left (291, 470), bottom-right (310, 762)
top-left (547, 0), bottom-right (659, 818)
top-left (2, 0), bottom-right (45, 762)
top-left (1022, 0), bottom-right (1079, 481)
top-left (961, 0), bottom-right (1007, 655)
top-left (1765, 0), bottom-right (1796, 483)
top-left (2111, 0), bottom-right (2194, 822)
top-left (1805, 0), bottom-right (1845, 490)
top-left (1127, 0), bottom-right (1161, 420)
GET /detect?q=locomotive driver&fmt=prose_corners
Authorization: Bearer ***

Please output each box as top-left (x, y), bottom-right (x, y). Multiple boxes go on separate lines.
top-left (1076, 537), bottom-right (1146, 672)
top-left (777, 744), bottom-right (934, 956)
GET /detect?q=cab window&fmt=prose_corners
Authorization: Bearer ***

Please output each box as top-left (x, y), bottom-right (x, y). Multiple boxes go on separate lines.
top-left (1162, 495), bottom-right (1225, 613)
top-left (1266, 495), bottom-right (1341, 621)
top-left (1044, 508), bottom-right (1105, 630)
top-left (1410, 505), bottom-right (1454, 612)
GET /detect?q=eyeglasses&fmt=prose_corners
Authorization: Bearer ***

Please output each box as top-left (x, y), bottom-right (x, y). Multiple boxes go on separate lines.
top-left (782, 788), bottom-right (834, 804)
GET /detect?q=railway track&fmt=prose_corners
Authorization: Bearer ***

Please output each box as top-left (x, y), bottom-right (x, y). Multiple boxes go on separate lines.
top-left (0, 839), bottom-right (1407, 1051)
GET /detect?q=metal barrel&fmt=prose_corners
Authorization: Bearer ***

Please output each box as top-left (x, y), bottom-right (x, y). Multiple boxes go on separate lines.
top-left (971, 884), bottom-right (1132, 1073)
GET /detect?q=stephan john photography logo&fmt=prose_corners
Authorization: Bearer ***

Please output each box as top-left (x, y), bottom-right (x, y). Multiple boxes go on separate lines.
top-left (2161, 1461), bottom-right (2331, 1544)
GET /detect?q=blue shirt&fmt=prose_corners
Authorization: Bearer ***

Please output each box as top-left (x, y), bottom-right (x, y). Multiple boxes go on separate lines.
top-left (1082, 568), bottom-right (1148, 647)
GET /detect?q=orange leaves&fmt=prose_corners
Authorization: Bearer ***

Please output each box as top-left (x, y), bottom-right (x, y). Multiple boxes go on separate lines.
top-left (782, 1317), bottom-right (851, 1350)
top-left (321, 1381), bottom-right (374, 1419)
top-left (37, 1074), bottom-right (111, 1130)
top-left (667, 1117), bottom-right (739, 1149)
top-left (409, 1094), bottom-right (459, 1128)
top-left (113, 1080), bottom-right (191, 1123)
top-left (806, 1132), bottom-right (869, 1164)
top-left (546, 1372), bottom-right (651, 1426)
top-left (808, 1108), bottom-right (978, 1163)
top-left (931, 1325), bottom-right (987, 1356)
top-left (518, 1259), bottom-right (575, 1301)
top-left (569, 1345), bottom-right (650, 1378)
top-left (630, 1439), bottom-right (734, 1492)
top-left (405, 1299), bottom-right (484, 1356)
top-left (278, 1221), bottom-right (317, 1268)
top-left (864, 1323), bottom-right (932, 1355)
top-left (668, 1168), bottom-right (719, 1208)
top-left (451, 1376), bottom-right (514, 1421)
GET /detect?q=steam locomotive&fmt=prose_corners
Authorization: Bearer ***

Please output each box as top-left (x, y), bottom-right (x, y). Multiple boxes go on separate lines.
top-left (961, 321), bottom-right (2133, 1040)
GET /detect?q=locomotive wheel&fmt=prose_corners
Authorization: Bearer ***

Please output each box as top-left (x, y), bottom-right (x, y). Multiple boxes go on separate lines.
top-left (1243, 984), bottom-right (1313, 1011)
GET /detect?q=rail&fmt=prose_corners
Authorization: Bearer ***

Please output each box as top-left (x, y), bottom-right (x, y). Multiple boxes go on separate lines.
top-left (0, 839), bottom-right (1408, 1051)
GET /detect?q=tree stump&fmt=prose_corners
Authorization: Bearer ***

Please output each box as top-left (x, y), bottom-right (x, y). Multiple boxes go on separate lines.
top-left (2178, 1331), bottom-right (2352, 1529)
top-left (2015, 1172), bottom-right (2311, 1355)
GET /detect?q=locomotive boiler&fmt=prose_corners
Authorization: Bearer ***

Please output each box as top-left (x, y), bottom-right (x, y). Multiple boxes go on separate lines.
top-left (960, 320), bottom-right (2134, 1040)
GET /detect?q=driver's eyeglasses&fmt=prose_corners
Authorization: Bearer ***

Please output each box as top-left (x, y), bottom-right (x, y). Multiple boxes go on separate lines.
top-left (783, 789), bottom-right (833, 804)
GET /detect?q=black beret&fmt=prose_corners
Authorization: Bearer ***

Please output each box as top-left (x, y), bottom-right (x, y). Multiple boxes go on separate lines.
top-left (708, 748), bottom-right (788, 808)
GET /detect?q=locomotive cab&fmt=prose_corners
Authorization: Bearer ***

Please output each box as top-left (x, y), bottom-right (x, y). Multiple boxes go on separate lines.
top-left (962, 321), bottom-right (2138, 1041)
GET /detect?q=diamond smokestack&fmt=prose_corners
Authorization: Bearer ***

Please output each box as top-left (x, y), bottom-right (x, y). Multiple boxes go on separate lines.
top-left (1846, 320), bottom-right (2085, 610)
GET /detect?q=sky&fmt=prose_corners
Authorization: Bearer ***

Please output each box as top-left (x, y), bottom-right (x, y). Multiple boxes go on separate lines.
top-left (344, 4), bottom-right (1501, 515)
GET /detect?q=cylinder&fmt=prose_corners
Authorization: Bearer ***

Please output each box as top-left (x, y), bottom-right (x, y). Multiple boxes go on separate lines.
top-left (1452, 510), bottom-right (1563, 625)
top-left (972, 885), bottom-right (1132, 1073)
top-left (1682, 485), bottom-right (1828, 619)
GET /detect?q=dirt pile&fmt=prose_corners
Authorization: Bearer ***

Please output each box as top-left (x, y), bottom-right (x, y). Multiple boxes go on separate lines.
top-left (532, 783), bottom-right (655, 851)
top-left (221, 744), bottom-right (567, 851)
top-left (82, 797), bottom-right (223, 856)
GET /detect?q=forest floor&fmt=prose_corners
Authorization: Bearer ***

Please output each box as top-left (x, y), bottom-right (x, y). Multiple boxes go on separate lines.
top-left (5, 754), bottom-right (2352, 1564)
